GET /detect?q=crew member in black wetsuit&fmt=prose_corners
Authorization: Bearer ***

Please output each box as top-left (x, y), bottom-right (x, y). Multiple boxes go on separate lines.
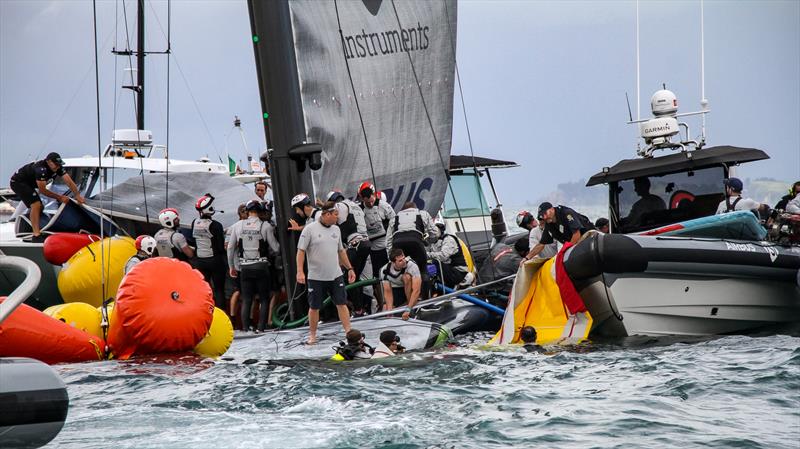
top-left (191, 193), bottom-right (227, 310)
top-left (527, 202), bottom-right (594, 258)
top-left (9, 152), bottom-right (85, 240)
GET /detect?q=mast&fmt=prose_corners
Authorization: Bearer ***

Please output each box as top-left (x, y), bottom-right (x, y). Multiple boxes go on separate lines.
top-left (248, 0), bottom-right (316, 319)
top-left (137, 0), bottom-right (145, 130)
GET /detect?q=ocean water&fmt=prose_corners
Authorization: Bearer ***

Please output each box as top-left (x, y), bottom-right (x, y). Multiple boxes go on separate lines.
top-left (50, 330), bottom-right (800, 449)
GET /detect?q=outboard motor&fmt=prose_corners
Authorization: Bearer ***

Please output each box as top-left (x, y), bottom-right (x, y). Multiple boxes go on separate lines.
top-left (0, 357), bottom-right (69, 448)
top-left (490, 208), bottom-right (507, 243)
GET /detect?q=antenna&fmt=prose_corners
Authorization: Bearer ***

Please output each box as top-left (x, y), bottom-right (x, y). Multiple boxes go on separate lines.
top-left (625, 92), bottom-right (633, 122)
top-left (700, 0), bottom-right (708, 145)
top-left (635, 0), bottom-right (641, 121)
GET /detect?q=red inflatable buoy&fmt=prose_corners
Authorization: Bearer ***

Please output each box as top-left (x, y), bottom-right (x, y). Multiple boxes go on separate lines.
top-left (107, 258), bottom-right (214, 360)
top-left (0, 298), bottom-right (105, 364)
top-left (43, 232), bottom-right (100, 265)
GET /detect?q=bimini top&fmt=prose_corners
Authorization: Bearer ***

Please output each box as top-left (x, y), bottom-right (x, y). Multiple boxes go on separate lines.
top-left (586, 146), bottom-right (769, 186)
top-left (450, 155), bottom-right (519, 171)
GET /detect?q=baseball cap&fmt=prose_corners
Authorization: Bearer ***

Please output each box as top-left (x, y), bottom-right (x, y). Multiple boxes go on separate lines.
top-left (537, 202), bottom-right (553, 219)
top-left (724, 177), bottom-right (744, 192)
top-left (46, 152), bottom-right (65, 166)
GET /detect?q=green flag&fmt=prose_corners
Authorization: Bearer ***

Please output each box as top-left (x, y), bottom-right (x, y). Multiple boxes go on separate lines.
top-left (228, 155), bottom-right (236, 175)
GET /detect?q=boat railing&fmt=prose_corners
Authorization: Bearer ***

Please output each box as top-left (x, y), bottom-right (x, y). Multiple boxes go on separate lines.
top-left (0, 255), bottom-right (42, 325)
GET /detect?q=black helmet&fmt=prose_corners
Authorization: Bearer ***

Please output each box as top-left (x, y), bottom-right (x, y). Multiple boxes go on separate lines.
top-left (245, 200), bottom-right (263, 212)
top-left (325, 190), bottom-right (345, 203)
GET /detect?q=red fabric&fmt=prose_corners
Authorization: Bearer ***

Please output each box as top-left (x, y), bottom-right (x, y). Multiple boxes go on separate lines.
top-left (43, 233), bottom-right (100, 265)
top-left (0, 298), bottom-right (105, 364)
top-left (107, 258), bottom-right (214, 360)
top-left (554, 242), bottom-right (587, 314)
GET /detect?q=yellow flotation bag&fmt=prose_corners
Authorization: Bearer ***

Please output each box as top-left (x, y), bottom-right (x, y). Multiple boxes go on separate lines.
top-left (194, 307), bottom-right (234, 358)
top-left (57, 236), bottom-right (136, 307)
top-left (43, 302), bottom-right (103, 339)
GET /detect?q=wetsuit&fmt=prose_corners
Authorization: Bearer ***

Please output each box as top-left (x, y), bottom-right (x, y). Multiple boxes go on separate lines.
top-left (227, 216), bottom-right (279, 332)
top-left (9, 160), bottom-right (66, 207)
top-left (192, 216), bottom-right (227, 309)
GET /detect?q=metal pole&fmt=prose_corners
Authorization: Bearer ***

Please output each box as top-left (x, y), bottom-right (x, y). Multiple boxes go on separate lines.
top-left (248, 0), bottom-right (314, 319)
top-left (137, 0), bottom-right (145, 130)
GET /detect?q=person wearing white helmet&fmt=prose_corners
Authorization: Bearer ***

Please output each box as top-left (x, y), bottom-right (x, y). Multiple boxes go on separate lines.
top-left (287, 193), bottom-right (319, 232)
top-left (191, 193), bottom-right (227, 310)
top-left (358, 182), bottom-right (396, 289)
top-left (326, 190), bottom-right (372, 315)
top-left (124, 235), bottom-right (157, 275)
top-left (154, 208), bottom-right (195, 261)
top-left (227, 200), bottom-right (280, 333)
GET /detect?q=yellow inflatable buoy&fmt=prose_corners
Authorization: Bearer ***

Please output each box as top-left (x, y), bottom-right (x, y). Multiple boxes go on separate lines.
top-left (193, 307), bottom-right (234, 358)
top-left (43, 302), bottom-right (103, 339)
top-left (57, 236), bottom-right (136, 307)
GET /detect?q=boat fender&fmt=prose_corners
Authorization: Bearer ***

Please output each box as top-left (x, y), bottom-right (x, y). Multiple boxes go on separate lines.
top-left (107, 257), bottom-right (214, 360)
top-left (562, 233), bottom-right (648, 280)
top-left (43, 232), bottom-right (100, 265)
top-left (0, 357), bottom-right (69, 448)
top-left (57, 236), bottom-right (137, 307)
top-left (43, 302), bottom-right (103, 339)
top-left (193, 307), bottom-right (234, 358)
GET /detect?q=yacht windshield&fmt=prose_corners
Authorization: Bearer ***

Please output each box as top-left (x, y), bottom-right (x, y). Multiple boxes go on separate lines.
top-left (616, 166), bottom-right (725, 233)
top-left (442, 170), bottom-right (490, 218)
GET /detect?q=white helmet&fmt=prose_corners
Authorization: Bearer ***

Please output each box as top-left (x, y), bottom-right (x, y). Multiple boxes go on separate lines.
top-left (135, 235), bottom-right (157, 256)
top-left (195, 193), bottom-right (216, 215)
top-left (291, 193), bottom-right (312, 209)
top-left (158, 208), bottom-right (180, 228)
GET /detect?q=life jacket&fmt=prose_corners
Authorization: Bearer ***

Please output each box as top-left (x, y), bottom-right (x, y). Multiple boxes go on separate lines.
top-left (191, 217), bottom-right (215, 259)
top-left (392, 209), bottom-right (425, 236)
top-left (725, 196), bottom-right (743, 213)
top-left (332, 342), bottom-right (373, 361)
top-left (306, 208), bottom-right (321, 224)
top-left (371, 341), bottom-right (395, 359)
top-left (337, 199), bottom-right (368, 244)
top-left (123, 254), bottom-right (146, 275)
top-left (238, 217), bottom-right (269, 268)
top-left (154, 228), bottom-right (188, 261)
top-left (442, 234), bottom-right (466, 267)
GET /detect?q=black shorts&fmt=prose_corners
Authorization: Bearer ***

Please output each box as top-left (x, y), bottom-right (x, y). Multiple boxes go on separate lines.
top-left (307, 276), bottom-right (347, 310)
top-left (391, 287), bottom-right (408, 307)
top-left (10, 181), bottom-right (41, 208)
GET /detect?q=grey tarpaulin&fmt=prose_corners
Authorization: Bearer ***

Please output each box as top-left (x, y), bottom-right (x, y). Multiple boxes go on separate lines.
top-left (288, 0), bottom-right (457, 214)
top-left (86, 172), bottom-right (259, 229)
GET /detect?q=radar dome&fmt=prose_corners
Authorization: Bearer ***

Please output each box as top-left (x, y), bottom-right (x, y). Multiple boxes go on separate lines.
top-left (650, 89), bottom-right (678, 116)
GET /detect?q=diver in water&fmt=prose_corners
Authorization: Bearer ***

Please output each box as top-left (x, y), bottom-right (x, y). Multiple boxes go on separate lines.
top-left (520, 326), bottom-right (544, 353)
top-left (124, 235), bottom-right (157, 275)
top-left (371, 330), bottom-right (405, 358)
top-left (332, 329), bottom-right (373, 360)
top-left (154, 208), bottom-right (195, 261)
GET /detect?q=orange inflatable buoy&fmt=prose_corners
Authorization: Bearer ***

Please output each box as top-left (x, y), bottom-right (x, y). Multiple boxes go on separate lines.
top-left (107, 258), bottom-right (214, 360)
top-left (43, 232), bottom-right (100, 265)
top-left (0, 298), bottom-right (105, 364)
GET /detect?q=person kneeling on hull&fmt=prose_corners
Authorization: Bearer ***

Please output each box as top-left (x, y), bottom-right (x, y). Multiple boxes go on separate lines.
top-left (372, 330), bottom-right (405, 359)
top-left (429, 222), bottom-right (472, 288)
top-left (381, 248), bottom-right (422, 321)
top-left (124, 235), bottom-right (157, 275)
top-left (386, 201), bottom-right (439, 296)
top-left (296, 202), bottom-right (356, 345)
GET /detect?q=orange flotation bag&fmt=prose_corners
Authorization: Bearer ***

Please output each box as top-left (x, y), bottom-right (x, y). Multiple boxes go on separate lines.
top-left (0, 298), bottom-right (106, 364)
top-left (43, 232), bottom-right (100, 265)
top-left (107, 258), bottom-right (214, 360)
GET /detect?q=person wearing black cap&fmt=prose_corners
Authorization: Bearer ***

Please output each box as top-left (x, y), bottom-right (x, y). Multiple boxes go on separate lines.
top-left (372, 330), bottom-right (405, 358)
top-left (595, 217), bottom-right (610, 233)
top-left (9, 152), bottom-right (85, 239)
top-left (525, 202), bottom-right (594, 260)
top-left (716, 177), bottom-right (760, 214)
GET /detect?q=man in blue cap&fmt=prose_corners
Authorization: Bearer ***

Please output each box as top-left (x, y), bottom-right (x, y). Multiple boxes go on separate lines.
top-left (716, 177), bottom-right (760, 214)
top-left (525, 202), bottom-right (594, 260)
top-left (9, 152), bottom-right (85, 240)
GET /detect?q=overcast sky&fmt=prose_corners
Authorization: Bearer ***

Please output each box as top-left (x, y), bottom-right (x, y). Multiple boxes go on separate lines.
top-left (1, 0), bottom-right (798, 206)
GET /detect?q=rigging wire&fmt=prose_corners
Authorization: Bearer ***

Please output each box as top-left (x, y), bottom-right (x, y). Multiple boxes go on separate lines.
top-left (332, 0), bottom-right (379, 192)
top-left (92, 0), bottom-right (108, 306)
top-left (388, 0), bottom-right (475, 253)
top-left (442, 0), bottom-right (498, 283)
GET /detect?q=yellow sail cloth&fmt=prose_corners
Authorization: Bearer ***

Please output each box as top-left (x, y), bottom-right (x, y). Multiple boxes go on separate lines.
top-left (489, 258), bottom-right (592, 346)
